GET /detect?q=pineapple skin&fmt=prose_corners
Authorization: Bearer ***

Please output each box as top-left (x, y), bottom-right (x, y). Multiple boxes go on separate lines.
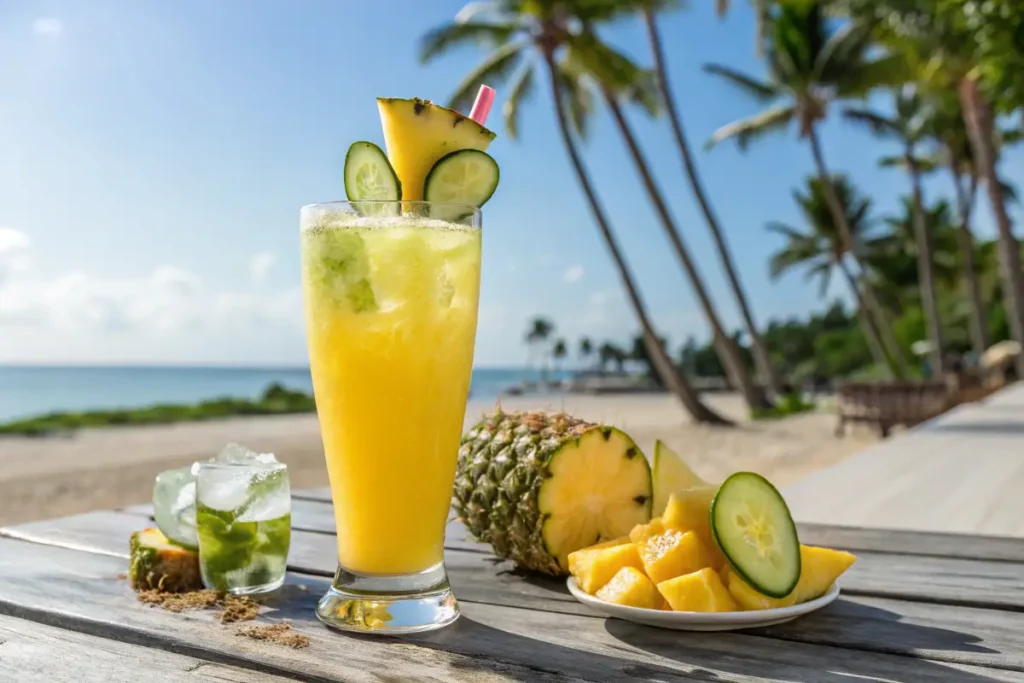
top-left (129, 528), bottom-right (202, 593)
top-left (454, 410), bottom-right (651, 576)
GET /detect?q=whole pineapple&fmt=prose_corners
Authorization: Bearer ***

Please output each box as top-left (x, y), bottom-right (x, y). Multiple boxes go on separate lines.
top-left (454, 410), bottom-right (652, 575)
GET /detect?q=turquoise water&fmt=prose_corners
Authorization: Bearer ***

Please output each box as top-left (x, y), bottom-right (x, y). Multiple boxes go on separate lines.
top-left (0, 366), bottom-right (562, 422)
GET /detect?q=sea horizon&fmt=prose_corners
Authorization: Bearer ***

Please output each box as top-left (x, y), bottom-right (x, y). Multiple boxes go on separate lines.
top-left (0, 364), bottom-right (569, 423)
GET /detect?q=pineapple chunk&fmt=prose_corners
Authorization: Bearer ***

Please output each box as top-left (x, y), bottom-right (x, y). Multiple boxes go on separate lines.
top-left (596, 567), bottom-right (662, 609)
top-left (629, 518), bottom-right (666, 545)
top-left (662, 490), bottom-right (729, 569)
top-left (723, 566), bottom-right (797, 610)
top-left (377, 98), bottom-right (496, 201)
top-left (569, 543), bottom-right (643, 594)
top-left (795, 545), bottom-right (856, 602)
top-left (658, 567), bottom-right (739, 612)
top-left (638, 529), bottom-right (712, 584)
top-left (587, 536), bottom-right (631, 551)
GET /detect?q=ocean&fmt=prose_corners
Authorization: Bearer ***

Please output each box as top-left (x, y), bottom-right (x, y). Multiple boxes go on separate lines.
top-left (0, 366), bottom-right (561, 423)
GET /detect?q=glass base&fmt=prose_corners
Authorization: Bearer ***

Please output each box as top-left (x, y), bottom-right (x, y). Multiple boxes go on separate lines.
top-left (221, 575), bottom-right (285, 596)
top-left (316, 562), bottom-right (459, 634)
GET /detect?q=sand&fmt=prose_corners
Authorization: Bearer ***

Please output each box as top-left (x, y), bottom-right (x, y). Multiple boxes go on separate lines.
top-left (0, 393), bottom-right (879, 526)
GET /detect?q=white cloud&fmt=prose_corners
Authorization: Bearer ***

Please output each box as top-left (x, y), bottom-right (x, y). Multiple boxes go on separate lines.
top-left (33, 18), bottom-right (63, 37)
top-left (0, 237), bottom-right (300, 339)
top-left (249, 251), bottom-right (277, 282)
top-left (563, 264), bottom-right (585, 283)
top-left (0, 228), bottom-right (32, 284)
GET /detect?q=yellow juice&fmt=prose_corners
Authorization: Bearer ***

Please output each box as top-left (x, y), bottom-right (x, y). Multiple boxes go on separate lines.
top-left (300, 213), bottom-right (481, 575)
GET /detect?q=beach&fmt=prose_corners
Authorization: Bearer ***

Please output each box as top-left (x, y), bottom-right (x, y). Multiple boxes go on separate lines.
top-left (0, 392), bottom-right (880, 526)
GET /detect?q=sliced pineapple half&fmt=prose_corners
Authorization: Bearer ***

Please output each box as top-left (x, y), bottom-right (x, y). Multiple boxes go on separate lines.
top-left (455, 411), bottom-right (652, 576)
top-left (377, 98), bottom-right (496, 201)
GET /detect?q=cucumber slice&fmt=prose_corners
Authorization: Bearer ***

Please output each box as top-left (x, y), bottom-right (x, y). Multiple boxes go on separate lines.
top-left (344, 141), bottom-right (401, 203)
top-left (423, 149), bottom-right (499, 220)
top-left (710, 472), bottom-right (800, 598)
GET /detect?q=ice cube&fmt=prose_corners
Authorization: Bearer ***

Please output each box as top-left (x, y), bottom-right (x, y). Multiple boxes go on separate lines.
top-left (153, 467), bottom-right (198, 549)
top-left (214, 442), bottom-right (279, 467)
top-left (195, 466), bottom-right (252, 512)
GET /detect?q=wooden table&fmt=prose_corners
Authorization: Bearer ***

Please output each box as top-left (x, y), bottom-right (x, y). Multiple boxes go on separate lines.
top-left (2, 489), bottom-right (1022, 682)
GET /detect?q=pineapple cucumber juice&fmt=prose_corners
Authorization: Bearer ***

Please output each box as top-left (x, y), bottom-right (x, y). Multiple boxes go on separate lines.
top-left (300, 210), bottom-right (481, 575)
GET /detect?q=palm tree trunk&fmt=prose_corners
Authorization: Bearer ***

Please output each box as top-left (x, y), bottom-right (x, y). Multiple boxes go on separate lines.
top-left (807, 126), bottom-right (909, 378)
top-left (960, 75), bottom-right (1024, 377)
top-left (907, 153), bottom-right (945, 375)
top-left (642, 9), bottom-right (785, 398)
top-left (541, 52), bottom-right (731, 425)
top-left (950, 161), bottom-right (987, 356)
top-left (838, 259), bottom-right (889, 368)
top-left (602, 89), bottom-right (770, 411)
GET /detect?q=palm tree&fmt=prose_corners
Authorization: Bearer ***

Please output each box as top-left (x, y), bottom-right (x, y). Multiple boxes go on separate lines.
top-left (704, 1), bottom-right (910, 377)
top-left (420, 1), bottom-right (730, 424)
top-left (843, 0), bottom-right (1024, 376)
top-left (567, 32), bottom-right (769, 410)
top-left (767, 175), bottom-right (890, 369)
top-left (635, 0), bottom-right (785, 397)
top-left (843, 89), bottom-right (945, 373)
top-left (926, 97), bottom-right (987, 355)
top-left (524, 316), bottom-right (555, 378)
top-left (867, 197), bottom-right (962, 327)
top-left (552, 338), bottom-right (568, 376)
top-left (598, 341), bottom-right (627, 374)
top-left (578, 336), bottom-right (594, 369)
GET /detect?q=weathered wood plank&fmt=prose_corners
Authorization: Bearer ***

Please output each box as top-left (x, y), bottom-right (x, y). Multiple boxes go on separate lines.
top-left (0, 538), bottom-right (1018, 683)
top-left (9, 509), bottom-right (1022, 614)
top-left (0, 614), bottom-right (293, 682)
top-left (797, 523), bottom-right (1024, 563)
top-left (4, 510), bottom-right (1024, 672)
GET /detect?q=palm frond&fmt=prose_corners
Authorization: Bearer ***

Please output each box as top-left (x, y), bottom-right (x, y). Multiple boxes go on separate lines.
top-left (1001, 178), bottom-right (1019, 205)
top-left (502, 63), bottom-right (536, 140)
top-left (446, 41), bottom-right (528, 113)
top-left (565, 32), bottom-right (654, 108)
top-left (813, 19), bottom-right (872, 87)
top-left (877, 154), bottom-right (906, 169)
top-left (835, 54), bottom-right (912, 99)
top-left (706, 104), bottom-right (795, 151)
top-left (419, 20), bottom-right (519, 64)
top-left (842, 107), bottom-right (899, 139)
top-left (555, 64), bottom-right (595, 139)
top-left (703, 63), bottom-right (779, 103)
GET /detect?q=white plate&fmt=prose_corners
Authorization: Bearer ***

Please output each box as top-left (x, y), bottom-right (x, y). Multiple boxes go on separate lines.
top-left (566, 578), bottom-right (840, 631)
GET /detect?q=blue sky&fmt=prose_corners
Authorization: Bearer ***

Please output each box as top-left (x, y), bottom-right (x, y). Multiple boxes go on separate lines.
top-left (1, 0), bottom-right (1021, 366)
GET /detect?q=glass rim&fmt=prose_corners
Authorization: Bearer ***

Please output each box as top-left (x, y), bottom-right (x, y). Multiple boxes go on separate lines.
top-left (192, 461), bottom-right (288, 473)
top-left (300, 199), bottom-right (481, 214)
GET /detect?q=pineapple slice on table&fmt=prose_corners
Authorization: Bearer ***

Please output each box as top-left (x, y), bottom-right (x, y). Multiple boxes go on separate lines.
top-left (662, 489), bottom-right (729, 569)
top-left (795, 545), bottom-right (856, 602)
top-left (658, 567), bottom-right (739, 612)
top-left (377, 98), bottom-right (496, 201)
top-left (569, 543), bottom-right (644, 594)
top-left (129, 528), bottom-right (202, 593)
top-left (638, 529), bottom-right (713, 584)
top-left (455, 411), bottom-right (653, 576)
top-left (596, 567), bottom-right (663, 610)
top-left (722, 566), bottom-right (797, 610)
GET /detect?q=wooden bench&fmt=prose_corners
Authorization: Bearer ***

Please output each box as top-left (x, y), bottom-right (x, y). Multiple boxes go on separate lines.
top-left (835, 381), bottom-right (952, 437)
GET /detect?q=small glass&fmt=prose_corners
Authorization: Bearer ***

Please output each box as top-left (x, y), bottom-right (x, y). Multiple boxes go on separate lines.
top-left (299, 201), bottom-right (482, 634)
top-left (193, 459), bottom-right (292, 595)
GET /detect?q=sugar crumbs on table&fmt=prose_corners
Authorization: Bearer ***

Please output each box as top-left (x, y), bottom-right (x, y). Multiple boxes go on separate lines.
top-left (236, 622), bottom-right (310, 649)
top-left (136, 589), bottom-right (259, 623)
top-left (137, 589), bottom-right (221, 613)
top-left (219, 595), bottom-right (260, 623)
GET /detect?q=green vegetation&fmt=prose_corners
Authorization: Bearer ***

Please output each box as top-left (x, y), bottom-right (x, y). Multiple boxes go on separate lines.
top-left (0, 384), bottom-right (315, 437)
top-left (426, 0), bottom-right (1024, 425)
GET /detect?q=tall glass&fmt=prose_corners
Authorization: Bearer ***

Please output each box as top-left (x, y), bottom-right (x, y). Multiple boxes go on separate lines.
top-left (299, 201), bottom-right (481, 634)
